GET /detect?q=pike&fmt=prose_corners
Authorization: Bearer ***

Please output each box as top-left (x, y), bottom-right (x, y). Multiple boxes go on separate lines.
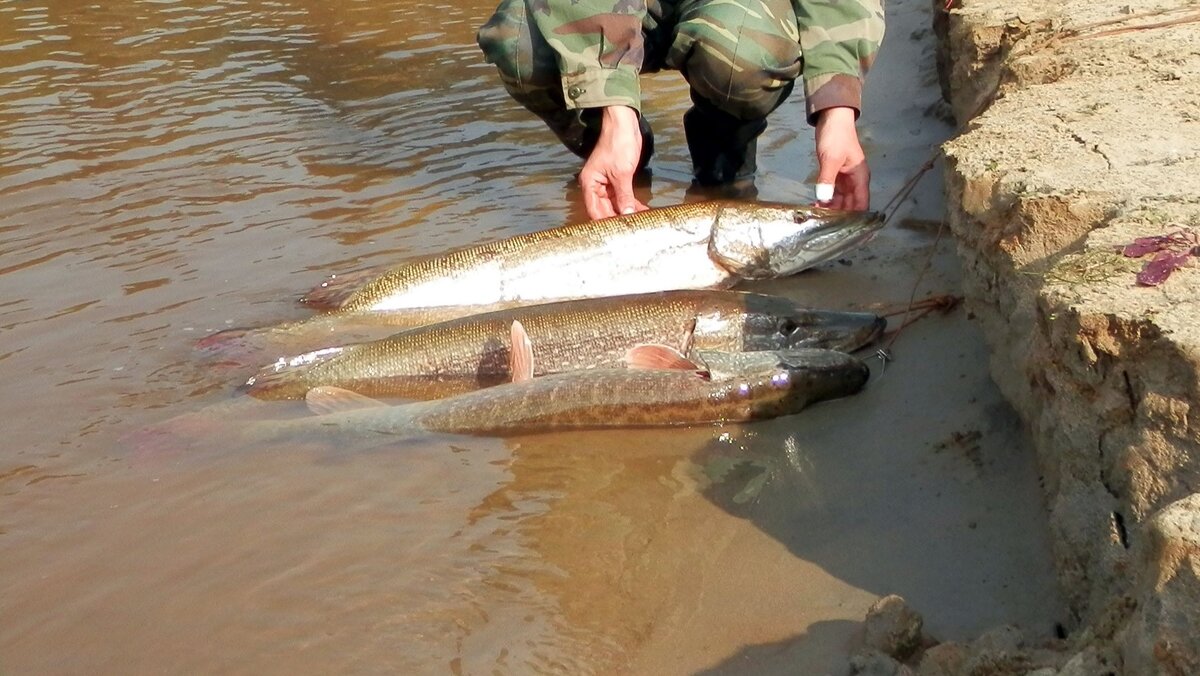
top-left (241, 344), bottom-right (871, 440)
top-left (301, 200), bottom-right (885, 313)
top-left (243, 290), bottom-right (885, 400)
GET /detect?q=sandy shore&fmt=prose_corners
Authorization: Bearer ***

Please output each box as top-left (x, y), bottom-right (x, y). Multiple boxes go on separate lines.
top-left (864, 1), bottom-right (1200, 674)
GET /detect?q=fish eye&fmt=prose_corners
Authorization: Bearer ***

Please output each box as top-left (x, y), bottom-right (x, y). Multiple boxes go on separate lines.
top-left (777, 318), bottom-right (799, 335)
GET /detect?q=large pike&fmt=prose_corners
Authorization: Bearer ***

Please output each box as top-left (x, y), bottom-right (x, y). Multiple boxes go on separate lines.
top-left (236, 348), bottom-right (871, 440)
top-left (243, 290), bottom-right (885, 400)
top-left (301, 200), bottom-right (885, 312)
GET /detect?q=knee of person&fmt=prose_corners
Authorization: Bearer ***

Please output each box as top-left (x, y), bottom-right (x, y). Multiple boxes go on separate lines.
top-left (694, 81), bottom-right (774, 119)
top-left (477, 2), bottom-right (539, 85)
top-left (477, 19), bottom-right (521, 77)
top-left (689, 56), bottom-right (796, 119)
top-left (676, 28), bottom-right (799, 119)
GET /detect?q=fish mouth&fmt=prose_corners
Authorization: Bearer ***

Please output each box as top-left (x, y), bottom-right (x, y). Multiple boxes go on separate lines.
top-left (792, 207), bottom-right (884, 268)
top-left (764, 348), bottom-right (872, 402)
top-left (708, 202), bottom-right (886, 279)
top-left (779, 348), bottom-right (872, 392)
top-left (761, 207), bottom-right (885, 277)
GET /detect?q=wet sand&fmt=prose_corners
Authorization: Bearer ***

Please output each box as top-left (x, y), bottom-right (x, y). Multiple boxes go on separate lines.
top-left (0, 0), bottom-right (1064, 672)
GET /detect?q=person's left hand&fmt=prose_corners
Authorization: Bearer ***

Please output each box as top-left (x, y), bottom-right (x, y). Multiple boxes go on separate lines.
top-left (814, 106), bottom-right (870, 211)
top-left (578, 106), bottom-right (649, 219)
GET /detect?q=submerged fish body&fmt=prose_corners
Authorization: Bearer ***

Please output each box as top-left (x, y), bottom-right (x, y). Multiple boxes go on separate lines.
top-left (244, 290), bottom-right (885, 400)
top-left (302, 201), bottom-right (885, 313)
top-left (241, 348), bottom-right (870, 440)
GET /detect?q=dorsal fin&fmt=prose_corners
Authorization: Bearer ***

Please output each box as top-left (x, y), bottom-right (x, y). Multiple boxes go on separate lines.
top-left (305, 386), bottom-right (389, 415)
top-left (624, 344), bottom-right (704, 372)
top-left (509, 320), bottom-right (534, 383)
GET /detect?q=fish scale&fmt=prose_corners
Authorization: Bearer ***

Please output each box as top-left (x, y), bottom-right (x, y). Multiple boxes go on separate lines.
top-left (300, 200), bottom-right (885, 313)
top-left (234, 348), bottom-right (871, 440)
top-left (325, 204), bottom-right (721, 312)
top-left (244, 290), bottom-right (886, 401)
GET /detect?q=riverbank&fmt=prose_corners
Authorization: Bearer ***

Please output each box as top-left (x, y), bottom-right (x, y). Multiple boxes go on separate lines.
top-left (883, 1), bottom-right (1200, 673)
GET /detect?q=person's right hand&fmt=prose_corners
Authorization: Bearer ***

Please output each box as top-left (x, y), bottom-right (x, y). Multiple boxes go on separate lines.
top-left (814, 106), bottom-right (871, 211)
top-left (578, 106), bottom-right (649, 219)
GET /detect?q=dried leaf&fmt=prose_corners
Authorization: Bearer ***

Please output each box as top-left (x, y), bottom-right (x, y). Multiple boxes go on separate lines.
top-left (1136, 251), bottom-right (1191, 286)
top-left (1118, 229), bottom-right (1197, 285)
top-left (1122, 236), bottom-right (1170, 258)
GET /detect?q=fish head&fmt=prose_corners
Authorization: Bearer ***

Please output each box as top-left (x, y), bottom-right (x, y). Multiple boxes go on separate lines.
top-left (737, 294), bottom-right (887, 353)
top-left (698, 348), bottom-right (870, 417)
top-left (708, 202), bottom-right (885, 279)
top-left (754, 349), bottom-right (871, 416)
top-left (770, 348), bottom-right (871, 409)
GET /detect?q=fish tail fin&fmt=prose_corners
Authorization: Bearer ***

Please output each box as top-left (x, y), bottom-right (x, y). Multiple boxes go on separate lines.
top-left (194, 324), bottom-right (296, 366)
top-left (299, 268), bottom-right (378, 309)
top-left (242, 346), bottom-right (347, 400)
top-left (194, 317), bottom-right (326, 365)
top-left (509, 320), bottom-right (534, 383)
top-left (123, 402), bottom-right (251, 465)
top-left (122, 420), bottom-right (200, 465)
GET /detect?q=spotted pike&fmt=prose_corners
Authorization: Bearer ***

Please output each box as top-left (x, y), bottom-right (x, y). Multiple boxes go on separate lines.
top-left (243, 290), bottom-right (885, 400)
top-left (241, 348), bottom-right (870, 440)
top-left (301, 200), bottom-right (885, 312)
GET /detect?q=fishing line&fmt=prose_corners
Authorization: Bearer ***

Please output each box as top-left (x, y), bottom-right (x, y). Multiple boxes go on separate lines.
top-left (879, 148), bottom-right (940, 227)
top-left (1012, 6), bottom-right (1200, 58)
top-left (867, 147), bottom-right (949, 376)
top-left (872, 3), bottom-right (1200, 374)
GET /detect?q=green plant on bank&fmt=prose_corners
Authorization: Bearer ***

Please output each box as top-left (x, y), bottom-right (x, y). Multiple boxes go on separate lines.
top-left (1023, 249), bottom-right (1138, 286)
top-left (1136, 208), bottom-right (1173, 226)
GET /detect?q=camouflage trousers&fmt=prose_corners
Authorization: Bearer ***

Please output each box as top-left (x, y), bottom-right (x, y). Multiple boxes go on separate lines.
top-left (477, 0), bottom-right (803, 172)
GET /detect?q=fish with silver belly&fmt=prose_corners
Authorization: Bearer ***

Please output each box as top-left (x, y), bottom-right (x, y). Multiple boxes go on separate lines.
top-left (301, 200), bottom-right (885, 313)
top-left (243, 290), bottom-right (885, 400)
top-left (237, 347), bottom-right (871, 440)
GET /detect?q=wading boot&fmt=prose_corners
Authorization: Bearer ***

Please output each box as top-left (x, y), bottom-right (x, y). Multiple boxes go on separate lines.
top-left (684, 93), bottom-right (766, 196)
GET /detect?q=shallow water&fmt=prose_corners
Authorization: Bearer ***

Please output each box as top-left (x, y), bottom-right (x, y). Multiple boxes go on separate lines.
top-left (0, 0), bottom-right (1064, 673)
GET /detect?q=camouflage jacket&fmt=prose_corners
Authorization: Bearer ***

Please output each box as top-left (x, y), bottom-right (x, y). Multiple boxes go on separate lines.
top-left (529, 0), bottom-right (885, 123)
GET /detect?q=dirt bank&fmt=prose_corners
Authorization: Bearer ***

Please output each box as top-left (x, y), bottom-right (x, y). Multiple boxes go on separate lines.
top-left (924, 0), bottom-right (1200, 673)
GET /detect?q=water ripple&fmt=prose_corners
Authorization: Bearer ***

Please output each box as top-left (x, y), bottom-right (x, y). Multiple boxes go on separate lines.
top-left (0, 0), bottom-right (590, 471)
top-left (0, 0), bottom-right (705, 670)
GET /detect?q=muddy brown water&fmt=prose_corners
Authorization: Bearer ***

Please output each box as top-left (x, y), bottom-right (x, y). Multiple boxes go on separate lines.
top-left (0, 0), bottom-right (1065, 673)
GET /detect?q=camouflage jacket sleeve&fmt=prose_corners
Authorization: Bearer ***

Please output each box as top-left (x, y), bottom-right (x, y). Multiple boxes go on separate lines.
top-left (795, 0), bottom-right (885, 123)
top-left (528, 0), bottom-right (647, 111)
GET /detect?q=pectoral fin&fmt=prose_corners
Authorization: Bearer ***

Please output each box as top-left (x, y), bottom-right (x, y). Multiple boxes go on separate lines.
top-left (624, 344), bottom-right (706, 374)
top-left (509, 320), bottom-right (534, 383)
top-left (305, 386), bottom-right (389, 415)
top-left (679, 317), bottom-right (697, 356)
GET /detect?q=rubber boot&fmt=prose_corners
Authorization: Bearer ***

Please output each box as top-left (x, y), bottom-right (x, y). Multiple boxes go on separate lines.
top-left (683, 92), bottom-right (766, 188)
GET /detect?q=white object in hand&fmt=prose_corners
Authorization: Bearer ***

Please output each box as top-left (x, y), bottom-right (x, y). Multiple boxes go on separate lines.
top-left (815, 184), bottom-right (835, 202)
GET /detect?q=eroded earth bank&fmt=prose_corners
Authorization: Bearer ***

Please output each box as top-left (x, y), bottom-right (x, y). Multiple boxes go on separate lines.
top-left (854, 1), bottom-right (1200, 674)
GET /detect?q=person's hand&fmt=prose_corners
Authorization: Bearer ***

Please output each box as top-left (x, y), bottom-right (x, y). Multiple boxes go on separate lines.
top-left (578, 106), bottom-right (649, 219)
top-left (814, 106), bottom-right (870, 211)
